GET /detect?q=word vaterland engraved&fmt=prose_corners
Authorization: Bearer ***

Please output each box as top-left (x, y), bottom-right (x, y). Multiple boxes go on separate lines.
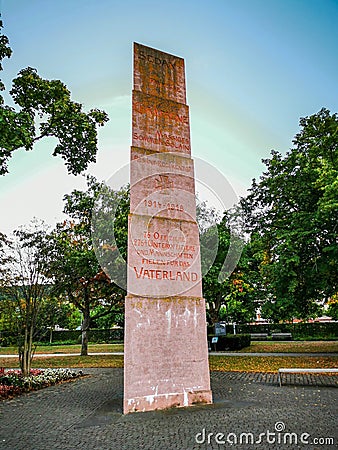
top-left (124, 43), bottom-right (213, 414)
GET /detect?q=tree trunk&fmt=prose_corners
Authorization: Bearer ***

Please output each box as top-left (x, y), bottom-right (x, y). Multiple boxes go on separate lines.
top-left (19, 324), bottom-right (33, 377)
top-left (208, 293), bottom-right (223, 325)
top-left (18, 328), bottom-right (28, 376)
top-left (81, 304), bottom-right (90, 356)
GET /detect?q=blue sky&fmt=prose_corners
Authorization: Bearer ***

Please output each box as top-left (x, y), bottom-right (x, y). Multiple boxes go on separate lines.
top-left (0, 0), bottom-right (337, 233)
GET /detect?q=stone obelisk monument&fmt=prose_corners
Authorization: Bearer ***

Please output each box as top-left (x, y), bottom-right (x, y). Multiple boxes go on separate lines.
top-left (124, 43), bottom-right (212, 413)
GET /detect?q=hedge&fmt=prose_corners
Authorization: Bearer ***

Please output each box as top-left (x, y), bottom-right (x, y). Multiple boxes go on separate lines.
top-left (209, 334), bottom-right (251, 351)
top-left (236, 322), bottom-right (338, 339)
top-left (45, 328), bottom-right (124, 343)
top-left (0, 328), bottom-right (124, 346)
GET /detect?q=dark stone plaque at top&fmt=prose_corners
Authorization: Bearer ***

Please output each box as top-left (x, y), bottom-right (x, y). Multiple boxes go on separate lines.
top-left (133, 43), bottom-right (186, 104)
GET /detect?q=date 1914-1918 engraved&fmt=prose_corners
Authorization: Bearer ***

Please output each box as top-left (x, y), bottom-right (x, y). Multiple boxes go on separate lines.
top-left (144, 200), bottom-right (184, 211)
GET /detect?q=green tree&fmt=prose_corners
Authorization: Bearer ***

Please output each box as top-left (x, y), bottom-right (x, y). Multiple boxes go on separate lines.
top-left (201, 211), bottom-right (260, 325)
top-left (0, 20), bottom-right (108, 175)
top-left (46, 176), bottom-right (129, 355)
top-left (0, 220), bottom-right (50, 375)
top-left (36, 296), bottom-right (81, 342)
top-left (0, 231), bottom-right (10, 280)
top-left (260, 297), bottom-right (298, 324)
top-left (223, 240), bottom-right (265, 324)
top-left (91, 305), bottom-right (124, 329)
top-left (201, 213), bottom-right (231, 324)
top-left (241, 108), bottom-right (338, 320)
top-left (327, 294), bottom-right (338, 320)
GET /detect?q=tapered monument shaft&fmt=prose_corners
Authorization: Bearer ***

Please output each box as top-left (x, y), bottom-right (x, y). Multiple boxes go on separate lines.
top-left (123, 43), bottom-right (212, 414)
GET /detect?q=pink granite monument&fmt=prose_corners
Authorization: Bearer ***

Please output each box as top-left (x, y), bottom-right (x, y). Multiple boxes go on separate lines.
top-left (124, 43), bottom-right (212, 414)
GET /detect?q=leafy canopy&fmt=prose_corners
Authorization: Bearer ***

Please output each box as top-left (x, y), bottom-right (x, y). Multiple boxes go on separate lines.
top-left (0, 20), bottom-right (108, 175)
top-left (46, 177), bottom-right (129, 355)
top-left (241, 108), bottom-right (338, 320)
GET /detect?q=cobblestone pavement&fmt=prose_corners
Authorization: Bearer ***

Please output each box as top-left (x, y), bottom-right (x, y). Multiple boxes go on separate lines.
top-left (0, 369), bottom-right (337, 450)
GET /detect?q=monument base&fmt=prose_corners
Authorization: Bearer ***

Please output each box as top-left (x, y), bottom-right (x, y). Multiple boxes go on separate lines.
top-left (124, 389), bottom-right (212, 414)
top-left (124, 294), bottom-right (212, 414)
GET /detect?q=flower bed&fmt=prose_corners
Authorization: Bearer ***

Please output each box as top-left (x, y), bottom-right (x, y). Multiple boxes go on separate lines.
top-left (0, 368), bottom-right (84, 400)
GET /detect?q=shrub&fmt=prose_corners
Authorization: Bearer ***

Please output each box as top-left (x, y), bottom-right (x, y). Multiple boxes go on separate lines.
top-left (0, 368), bottom-right (84, 400)
top-left (209, 334), bottom-right (251, 351)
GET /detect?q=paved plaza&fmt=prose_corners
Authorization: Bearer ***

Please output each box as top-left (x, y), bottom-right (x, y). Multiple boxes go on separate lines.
top-left (0, 369), bottom-right (337, 450)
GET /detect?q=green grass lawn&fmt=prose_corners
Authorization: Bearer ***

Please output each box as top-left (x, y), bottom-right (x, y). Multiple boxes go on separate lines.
top-left (1, 353), bottom-right (337, 373)
top-left (0, 343), bottom-right (124, 355)
top-left (1, 340), bottom-right (337, 356)
top-left (241, 340), bottom-right (338, 353)
top-left (209, 355), bottom-right (338, 372)
top-left (0, 341), bottom-right (337, 373)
